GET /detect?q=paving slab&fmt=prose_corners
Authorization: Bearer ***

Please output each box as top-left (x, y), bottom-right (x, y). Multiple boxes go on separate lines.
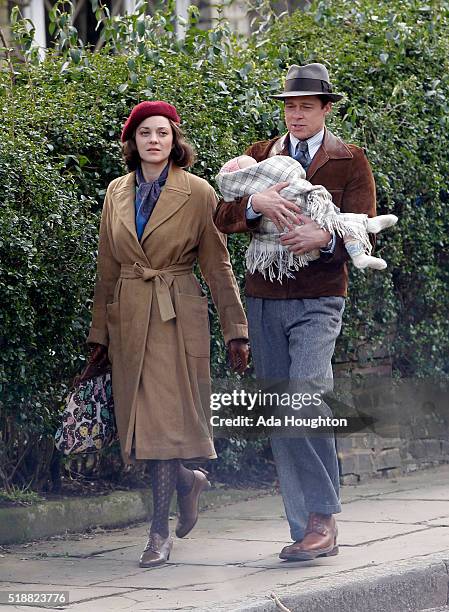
top-left (5, 531), bottom-right (140, 560)
top-left (199, 495), bottom-right (284, 520)
top-left (1, 556), bottom-right (146, 587)
top-left (99, 537), bottom-right (279, 565)
top-left (376, 486), bottom-right (449, 501)
top-left (336, 498), bottom-right (449, 524)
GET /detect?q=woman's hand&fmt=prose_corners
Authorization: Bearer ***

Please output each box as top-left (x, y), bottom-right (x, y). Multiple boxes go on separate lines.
top-left (74, 344), bottom-right (110, 385)
top-left (228, 339), bottom-right (250, 374)
top-left (88, 343), bottom-right (109, 367)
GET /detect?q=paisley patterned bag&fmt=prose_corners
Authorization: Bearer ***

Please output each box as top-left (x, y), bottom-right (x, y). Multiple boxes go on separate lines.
top-left (55, 370), bottom-right (117, 455)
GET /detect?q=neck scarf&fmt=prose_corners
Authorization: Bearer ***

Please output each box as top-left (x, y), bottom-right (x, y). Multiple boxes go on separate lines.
top-left (135, 163), bottom-right (169, 241)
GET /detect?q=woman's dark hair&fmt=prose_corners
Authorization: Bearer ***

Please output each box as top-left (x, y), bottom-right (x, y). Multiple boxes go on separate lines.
top-left (122, 119), bottom-right (196, 171)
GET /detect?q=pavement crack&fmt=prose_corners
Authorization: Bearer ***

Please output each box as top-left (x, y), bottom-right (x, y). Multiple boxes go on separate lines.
top-left (340, 525), bottom-right (441, 548)
top-left (58, 588), bottom-right (144, 607)
top-left (342, 485), bottom-right (442, 504)
top-left (379, 497), bottom-right (449, 502)
top-left (30, 545), bottom-right (136, 560)
top-left (206, 537), bottom-right (285, 542)
top-left (201, 517), bottom-right (281, 521)
top-left (338, 519), bottom-right (437, 526)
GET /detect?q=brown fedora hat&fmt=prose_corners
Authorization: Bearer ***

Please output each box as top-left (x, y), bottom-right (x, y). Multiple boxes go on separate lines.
top-left (271, 63), bottom-right (343, 102)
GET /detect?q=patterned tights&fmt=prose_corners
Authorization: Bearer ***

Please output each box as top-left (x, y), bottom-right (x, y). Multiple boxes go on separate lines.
top-left (148, 459), bottom-right (195, 538)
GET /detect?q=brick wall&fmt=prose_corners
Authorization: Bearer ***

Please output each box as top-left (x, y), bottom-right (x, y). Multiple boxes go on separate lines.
top-left (334, 336), bottom-right (449, 484)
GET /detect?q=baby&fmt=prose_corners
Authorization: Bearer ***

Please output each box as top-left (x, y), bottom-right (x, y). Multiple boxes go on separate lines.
top-left (216, 155), bottom-right (398, 281)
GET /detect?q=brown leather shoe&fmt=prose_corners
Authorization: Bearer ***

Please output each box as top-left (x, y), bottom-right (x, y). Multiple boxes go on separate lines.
top-left (175, 469), bottom-right (211, 538)
top-left (279, 513), bottom-right (338, 561)
top-left (139, 532), bottom-right (173, 568)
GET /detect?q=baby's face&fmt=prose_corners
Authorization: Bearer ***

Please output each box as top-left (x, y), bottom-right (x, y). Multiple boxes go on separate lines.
top-left (237, 155), bottom-right (257, 169)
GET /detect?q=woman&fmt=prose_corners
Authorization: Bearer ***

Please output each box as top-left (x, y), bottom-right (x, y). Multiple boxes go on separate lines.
top-left (87, 101), bottom-right (249, 567)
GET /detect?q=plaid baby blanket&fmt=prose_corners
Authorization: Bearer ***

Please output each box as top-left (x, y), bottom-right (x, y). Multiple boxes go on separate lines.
top-left (216, 156), bottom-right (371, 281)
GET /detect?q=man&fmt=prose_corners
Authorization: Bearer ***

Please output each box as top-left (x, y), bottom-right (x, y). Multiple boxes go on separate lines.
top-left (214, 63), bottom-right (376, 560)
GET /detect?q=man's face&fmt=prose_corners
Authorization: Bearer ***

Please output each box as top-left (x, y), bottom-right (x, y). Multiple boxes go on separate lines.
top-left (284, 95), bottom-right (332, 140)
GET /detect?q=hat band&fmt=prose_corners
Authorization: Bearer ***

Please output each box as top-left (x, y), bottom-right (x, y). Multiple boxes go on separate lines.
top-left (284, 77), bottom-right (333, 94)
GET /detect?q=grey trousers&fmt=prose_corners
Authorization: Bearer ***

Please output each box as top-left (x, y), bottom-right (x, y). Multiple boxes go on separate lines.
top-left (247, 296), bottom-right (345, 542)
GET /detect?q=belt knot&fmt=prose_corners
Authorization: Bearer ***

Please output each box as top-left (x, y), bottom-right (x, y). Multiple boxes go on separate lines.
top-left (133, 262), bottom-right (161, 282)
top-left (120, 262), bottom-right (192, 323)
top-left (132, 263), bottom-right (175, 322)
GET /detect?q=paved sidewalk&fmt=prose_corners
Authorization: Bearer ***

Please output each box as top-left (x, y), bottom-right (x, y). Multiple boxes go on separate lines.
top-left (2, 466), bottom-right (449, 611)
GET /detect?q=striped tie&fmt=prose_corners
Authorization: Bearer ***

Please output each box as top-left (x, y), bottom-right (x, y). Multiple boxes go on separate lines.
top-left (294, 140), bottom-right (311, 171)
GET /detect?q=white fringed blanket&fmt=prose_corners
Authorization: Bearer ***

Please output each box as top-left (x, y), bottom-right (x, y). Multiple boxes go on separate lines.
top-left (216, 156), bottom-right (371, 281)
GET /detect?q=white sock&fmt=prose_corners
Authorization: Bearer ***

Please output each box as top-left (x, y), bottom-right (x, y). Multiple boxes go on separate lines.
top-left (352, 254), bottom-right (387, 270)
top-left (366, 214), bottom-right (398, 234)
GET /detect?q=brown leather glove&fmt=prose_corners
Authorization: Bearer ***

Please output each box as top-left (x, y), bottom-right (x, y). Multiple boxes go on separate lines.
top-left (228, 339), bottom-right (250, 375)
top-left (88, 343), bottom-right (109, 367)
top-left (75, 343), bottom-right (110, 384)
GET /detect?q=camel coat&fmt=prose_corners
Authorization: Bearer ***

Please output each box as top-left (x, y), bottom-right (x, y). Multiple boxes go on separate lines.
top-left (87, 163), bottom-right (248, 463)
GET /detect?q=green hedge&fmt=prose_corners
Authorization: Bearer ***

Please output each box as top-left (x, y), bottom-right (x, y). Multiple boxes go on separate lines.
top-left (1, 0), bottom-right (448, 489)
top-left (0, 132), bottom-right (98, 489)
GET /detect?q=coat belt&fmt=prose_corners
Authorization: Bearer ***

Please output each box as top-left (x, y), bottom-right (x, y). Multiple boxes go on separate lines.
top-left (120, 262), bottom-right (193, 322)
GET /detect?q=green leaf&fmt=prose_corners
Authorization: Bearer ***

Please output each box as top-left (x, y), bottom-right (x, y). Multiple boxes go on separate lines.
top-left (70, 48), bottom-right (82, 64)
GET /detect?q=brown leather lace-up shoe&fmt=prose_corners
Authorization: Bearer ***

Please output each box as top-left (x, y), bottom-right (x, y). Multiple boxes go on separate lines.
top-left (279, 513), bottom-right (338, 561)
top-left (175, 469), bottom-right (211, 538)
top-left (139, 532), bottom-right (173, 568)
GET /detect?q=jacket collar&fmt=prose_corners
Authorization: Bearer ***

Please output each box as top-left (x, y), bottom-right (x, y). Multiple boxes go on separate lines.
top-left (308, 128), bottom-right (352, 179)
top-left (111, 162), bottom-right (191, 248)
top-left (271, 127), bottom-right (353, 179)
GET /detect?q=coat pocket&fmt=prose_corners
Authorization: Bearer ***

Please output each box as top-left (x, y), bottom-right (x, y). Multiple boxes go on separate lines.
top-left (176, 293), bottom-right (210, 358)
top-left (106, 301), bottom-right (120, 364)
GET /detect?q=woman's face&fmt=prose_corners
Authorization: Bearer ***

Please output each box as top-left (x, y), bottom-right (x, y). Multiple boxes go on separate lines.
top-left (134, 115), bottom-right (174, 166)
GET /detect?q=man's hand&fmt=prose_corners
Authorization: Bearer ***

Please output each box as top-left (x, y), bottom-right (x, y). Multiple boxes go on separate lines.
top-left (251, 182), bottom-right (301, 232)
top-left (228, 339), bottom-right (250, 375)
top-left (280, 214), bottom-right (331, 255)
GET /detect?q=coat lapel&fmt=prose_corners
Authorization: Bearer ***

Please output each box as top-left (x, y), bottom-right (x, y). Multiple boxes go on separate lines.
top-left (140, 163), bottom-right (191, 245)
top-left (307, 146), bottom-right (329, 180)
top-left (111, 172), bottom-right (138, 242)
top-left (307, 128), bottom-right (353, 180)
top-left (109, 164), bottom-right (191, 250)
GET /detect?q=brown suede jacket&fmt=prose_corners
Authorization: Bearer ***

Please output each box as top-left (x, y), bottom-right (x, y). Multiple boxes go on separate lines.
top-left (214, 129), bottom-right (377, 299)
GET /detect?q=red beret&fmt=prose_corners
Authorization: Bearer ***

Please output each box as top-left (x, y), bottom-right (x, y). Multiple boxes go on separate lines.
top-left (121, 101), bottom-right (181, 142)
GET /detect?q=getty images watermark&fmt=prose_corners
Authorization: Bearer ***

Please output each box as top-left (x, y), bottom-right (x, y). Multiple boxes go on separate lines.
top-left (209, 390), bottom-right (348, 430)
